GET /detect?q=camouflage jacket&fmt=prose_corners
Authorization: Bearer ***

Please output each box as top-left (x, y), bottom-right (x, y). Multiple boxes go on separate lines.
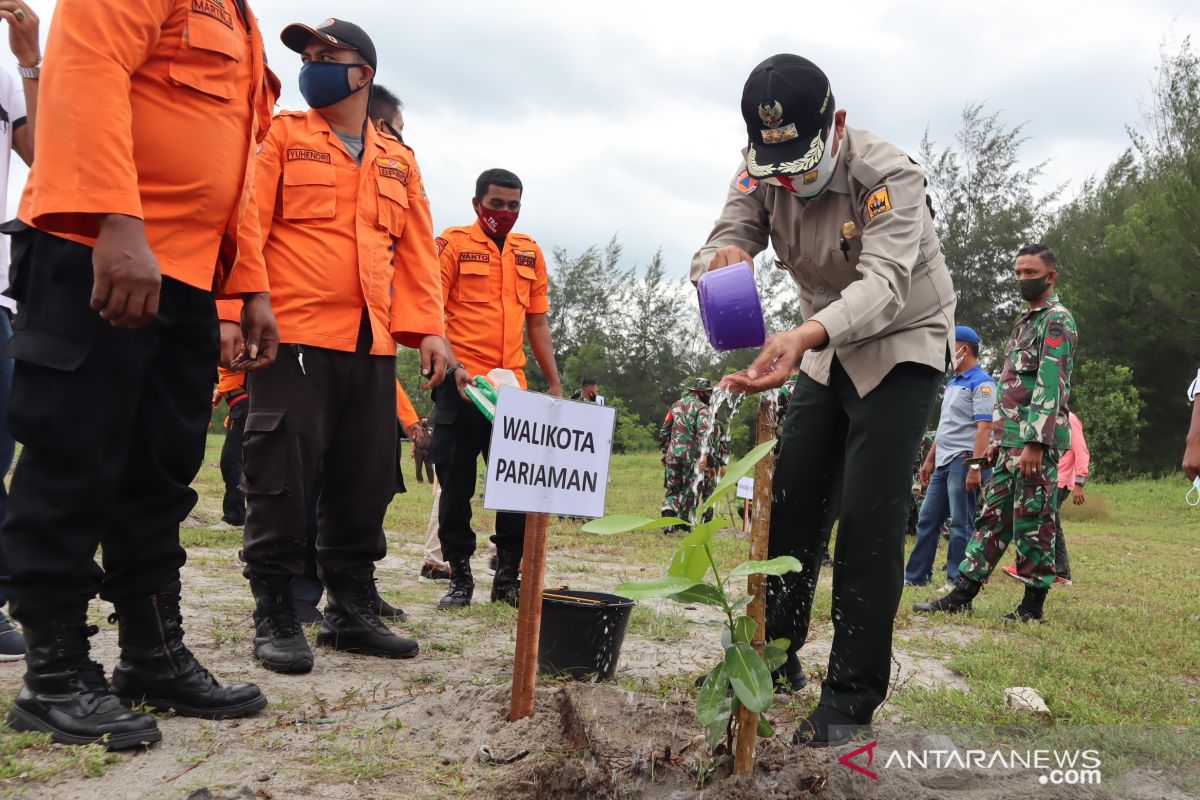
top-left (660, 394), bottom-right (726, 466)
top-left (993, 293), bottom-right (1077, 451)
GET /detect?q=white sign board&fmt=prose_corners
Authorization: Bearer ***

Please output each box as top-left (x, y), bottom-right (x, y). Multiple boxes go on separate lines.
top-left (736, 477), bottom-right (755, 500)
top-left (484, 387), bottom-right (616, 518)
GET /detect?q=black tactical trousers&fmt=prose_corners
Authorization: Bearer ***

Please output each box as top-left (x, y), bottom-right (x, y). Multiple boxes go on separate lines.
top-left (767, 358), bottom-right (939, 723)
top-left (0, 227), bottom-right (216, 612)
top-left (220, 396), bottom-right (248, 525)
top-left (430, 381), bottom-right (525, 562)
top-left (242, 343), bottom-right (399, 577)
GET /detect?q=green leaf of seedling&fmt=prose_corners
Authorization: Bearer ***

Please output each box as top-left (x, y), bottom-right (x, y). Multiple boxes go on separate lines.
top-left (668, 583), bottom-right (726, 607)
top-left (705, 716), bottom-right (729, 748)
top-left (767, 637), bottom-right (791, 653)
top-left (614, 576), bottom-right (701, 600)
top-left (757, 716), bottom-right (776, 738)
top-left (732, 615), bottom-right (757, 645)
top-left (724, 643), bottom-right (773, 713)
top-left (667, 523), bottom-right (720, 581)
top-left (763, 644), bottom-right (788, 673)
top-left (696, 663), bottom-right (730, 726)
top-left (698, 439), bottom-right (778, 516)
top-left (729, 595), bottom-right (753, 613)
top-left (728, 556), bottom-right (803, 578)
top-left (582, 515), bottom-right (686, 534)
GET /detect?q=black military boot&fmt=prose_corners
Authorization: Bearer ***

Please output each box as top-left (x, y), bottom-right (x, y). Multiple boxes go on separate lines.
top-left (366, 577), bottom-right (407, 623)
top-left (772, 650), bottom-right (808, 692)
top-left (249, 574), bottom-right (315, 674)
top-left (490, 549), bottom-right (521, 607)
top-left (110, 584), bottom-right (267, 719)
top-left (437, 557), bottom-right (474, 610)
top-left (7, 606), bottom-right (160, 750)
top-left (1004, 584), bottom-right (1048, 623)
top-left (317, 570), bottom-right (419, 659)
top-left (913, 575), bottom-right (981, 614)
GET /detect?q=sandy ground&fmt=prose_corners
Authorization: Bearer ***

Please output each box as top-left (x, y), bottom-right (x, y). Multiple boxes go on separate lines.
top-left (0, 520), bottom-right (1184, 800)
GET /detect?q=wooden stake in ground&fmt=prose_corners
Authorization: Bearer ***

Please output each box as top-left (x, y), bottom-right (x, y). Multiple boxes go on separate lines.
top-left (510, 511), bottom-right (551, 721)
top-left (734, 397), bottom-right (776, 776)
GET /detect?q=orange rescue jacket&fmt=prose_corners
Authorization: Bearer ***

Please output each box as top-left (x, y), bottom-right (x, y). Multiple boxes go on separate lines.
top-left (437, 221), bottom-right (549, 388)
top-left (19, 0), bottom-right (278, 296)
top-left (220, 109), bottom-right (443, 355)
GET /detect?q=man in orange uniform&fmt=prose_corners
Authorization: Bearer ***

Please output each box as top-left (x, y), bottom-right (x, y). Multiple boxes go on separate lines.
top-left (227, 19), bottom-right (446, 674)
top-left (0, 0), bottom-right (278, 749)
top-left (433, 169), bottom-right (561, 610)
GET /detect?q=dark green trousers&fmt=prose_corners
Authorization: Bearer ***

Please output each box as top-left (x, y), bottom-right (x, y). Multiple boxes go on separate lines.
top-left (766, 358), bottom-right (939, 722)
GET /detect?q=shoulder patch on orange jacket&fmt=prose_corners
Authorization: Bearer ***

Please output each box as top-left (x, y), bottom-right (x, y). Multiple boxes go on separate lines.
top-left (435, 236), bottom-right (449, 255)
top-left (376, 155), bottom-right (410, 184)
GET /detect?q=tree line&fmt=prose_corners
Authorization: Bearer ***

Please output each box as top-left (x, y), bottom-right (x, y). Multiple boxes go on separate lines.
top-left (398, 38), bottom-right (1200, 480)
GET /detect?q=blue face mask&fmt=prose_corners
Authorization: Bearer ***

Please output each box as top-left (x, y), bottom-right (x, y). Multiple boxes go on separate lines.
top-left (299, 62), bottom-right (367, 109)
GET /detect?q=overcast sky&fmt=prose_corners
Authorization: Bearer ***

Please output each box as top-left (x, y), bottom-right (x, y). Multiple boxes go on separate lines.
top-left (3, 0), bottom-right (1199, 278)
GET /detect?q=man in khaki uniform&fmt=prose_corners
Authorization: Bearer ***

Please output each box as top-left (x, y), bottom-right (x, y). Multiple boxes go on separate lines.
top-left (701, 54), bottom-right (955, 746)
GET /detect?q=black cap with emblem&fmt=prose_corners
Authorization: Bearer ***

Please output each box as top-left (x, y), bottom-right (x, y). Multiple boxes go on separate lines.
top-left (740, 54), bottom-right (835, 178)
top-left (281, 18), bottom-right (377, 70)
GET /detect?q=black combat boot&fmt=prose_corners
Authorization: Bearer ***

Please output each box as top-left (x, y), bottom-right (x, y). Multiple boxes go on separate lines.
top-left (366, 577), bottom-right (407, 623)
top-left (773, 650), bottom-right (808, 692)
top-left (1003, 584), bottom-right (1048, 623)
top-left (490, 549), bottom-right (521, 607)
top-left (7, 606), bottom-right (160, 750)
top-left (248, 574), bottom-right (314, 674)
top-left (110, 584), bottom-right (267, 719)
top-left (437, 557), bottom-right (474, 610)
top-left (317, 570), bottom-right (419, 659)
top-left (912, 575), bottom-right (981, 614)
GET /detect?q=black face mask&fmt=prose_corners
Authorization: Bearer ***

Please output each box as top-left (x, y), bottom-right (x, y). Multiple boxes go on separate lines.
top-left (1019, 276), bottom-right (1051, 303)
top-left (384, 121), bottom-right (403, 144)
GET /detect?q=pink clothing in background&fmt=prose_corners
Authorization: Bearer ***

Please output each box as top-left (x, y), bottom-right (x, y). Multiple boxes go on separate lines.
top-left (1058, 412), bottom-right (1091, 488)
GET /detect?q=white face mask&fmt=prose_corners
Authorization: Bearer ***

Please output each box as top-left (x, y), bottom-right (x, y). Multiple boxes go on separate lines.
top-left (763, 125), bottom-right (840, 198)
top-left (1187, 477), bottom-right (1200, 507)
top-left (954, 347), bottom-right (968, 371)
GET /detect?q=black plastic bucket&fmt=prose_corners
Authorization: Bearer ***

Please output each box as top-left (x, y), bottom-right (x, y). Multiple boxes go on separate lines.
top-left (537, 589), bottom-right (635, 681)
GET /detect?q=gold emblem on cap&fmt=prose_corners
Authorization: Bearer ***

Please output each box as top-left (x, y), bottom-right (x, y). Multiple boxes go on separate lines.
top-left (841, 221), bottom-right (857, 240)
top-left (758, 101), bottom-right (784, 129)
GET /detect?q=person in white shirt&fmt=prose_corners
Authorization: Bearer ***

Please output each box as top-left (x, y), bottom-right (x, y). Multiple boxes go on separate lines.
top-left (0, 0), bottom-right (40, 662)
top-left (1184, 368), bottom-right (1200, 482)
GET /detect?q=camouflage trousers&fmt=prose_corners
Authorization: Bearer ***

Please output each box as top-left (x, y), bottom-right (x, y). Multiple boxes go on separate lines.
top-left (960, 447), bottom-right (1061, 590)
top-left (662, 459), bottom-right (716, 524)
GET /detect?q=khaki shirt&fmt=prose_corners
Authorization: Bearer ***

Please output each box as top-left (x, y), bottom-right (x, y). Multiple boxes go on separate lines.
top-left (691, 126), bottom-right (956, 397)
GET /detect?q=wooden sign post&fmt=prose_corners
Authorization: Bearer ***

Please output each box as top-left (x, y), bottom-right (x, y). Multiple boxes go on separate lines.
top-left (734, 397), bottom-right (775, 776)
top-left (479, 386), bottom-right (616, 723)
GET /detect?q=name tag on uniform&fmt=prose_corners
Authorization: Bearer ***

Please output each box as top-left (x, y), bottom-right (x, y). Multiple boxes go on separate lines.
top-left (459, 252), bottom-right (490, 263)
top-left (286, 148), bottom-right (331, 163)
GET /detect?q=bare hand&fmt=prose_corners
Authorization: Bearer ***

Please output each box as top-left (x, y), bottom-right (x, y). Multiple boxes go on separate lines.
top-left (1019, 443), bottom-right (1045, 482)
top-left (231, 292), bottom-right (277, 371)
top-left (548, 381), bottom-right (563, 398)
top-left (0, 1), bottom-right (40, 67)
top-left (211, 387), bottom-right (221, 410)
top-left (985, 443), bottom-right (999, 466)
top-left (91, 215), bottom-right (161, 328)
top-left (455, 366), bottom-right (471, 401)
top-left (965, 467), bottom-right (982, 494)
top-left (721, 328), bottom-right (809, 394)
top-left (1184, 436), bottom-right (1200, 481)
top-left (219, 320), bottom-right (243, 370)
top-left (919, 460), bottom-right (933, 488)
top-left (406, 422), bottom-right (427, 448)
top-left (1072, 485), bottom-right (1085, 506)
top-left (418, 335), bottom-right (448, 390)
top-left (708, 246), bottom-right (754, 272)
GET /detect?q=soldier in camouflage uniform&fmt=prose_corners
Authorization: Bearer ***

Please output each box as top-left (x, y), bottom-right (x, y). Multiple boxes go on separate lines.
top-left (659, 378), bottom-right (725, 526)
top-left (916, 244), bottom-right (1076, 622)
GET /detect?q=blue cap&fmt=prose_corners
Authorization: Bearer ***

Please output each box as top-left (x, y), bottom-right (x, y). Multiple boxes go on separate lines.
top-left (954, 325), bottom-right (980, 345)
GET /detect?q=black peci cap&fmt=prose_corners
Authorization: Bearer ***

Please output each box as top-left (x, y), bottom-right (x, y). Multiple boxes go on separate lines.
top-left (281, 18), bottom-right (377, 70)
top-left (741, 54), bottom-right (835, 178)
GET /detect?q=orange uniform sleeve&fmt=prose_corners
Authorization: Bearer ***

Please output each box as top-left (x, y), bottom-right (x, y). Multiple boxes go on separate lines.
top-left (216, 367), bottom-right (246, 395)
top-left (388, 155), bottom-right (445, 348)
top-left (216, 299), bottom-right (242, 324)
top-left (25, 0), bottom-right (176, 238)
top-left (527, 242), bottom-right (551, 316)
top-left (437, 232), bottom-right (458, 309)
top-left (222, 118), bottom-right (284, 304)
top-left (395, 379), bottom-right (419, 429)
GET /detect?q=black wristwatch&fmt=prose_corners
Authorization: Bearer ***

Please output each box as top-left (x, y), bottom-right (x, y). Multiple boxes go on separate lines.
top-left (447, 363), bottom-right (467, 378)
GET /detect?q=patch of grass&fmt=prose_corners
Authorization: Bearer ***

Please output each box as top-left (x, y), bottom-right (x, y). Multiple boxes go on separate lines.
top-left (626, 605), bottom-right (690, 644)
top-left (0, 727), bottom-right (119, 785)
